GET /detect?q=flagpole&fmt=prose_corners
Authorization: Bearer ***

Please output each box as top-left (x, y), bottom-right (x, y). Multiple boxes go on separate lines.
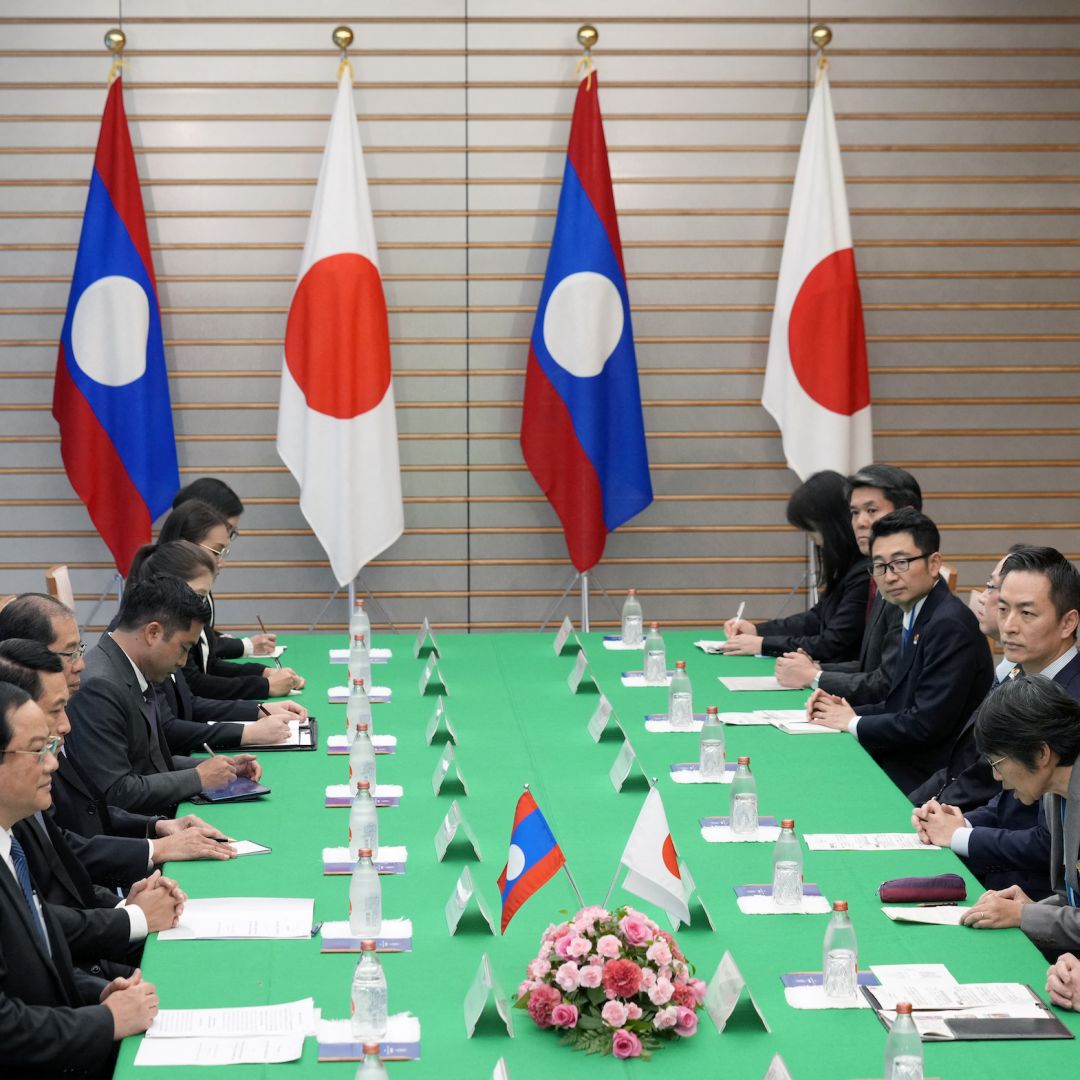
top-left (601, 862), bottom-right (622, 910)
top-left (562, 864), bottom-right (585, 909)
top-left (581, 571), bottom-right (590, 632)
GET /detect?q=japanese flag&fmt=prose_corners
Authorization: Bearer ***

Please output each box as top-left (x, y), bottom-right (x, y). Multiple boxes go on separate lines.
top-left (619, 788), bottom-right (690, 926)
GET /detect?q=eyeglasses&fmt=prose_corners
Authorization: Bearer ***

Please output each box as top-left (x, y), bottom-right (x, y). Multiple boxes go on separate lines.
top-left (2, 735), bottom-right (62, 766)
top-left (869, 553), bottom-right (932, 577)
top-left (986, 755), bottom-right (1007, 771)
top-left (199, 542), bottom-right (231, 562)
top-left (985, 581), bottom-right (1000, 594)
top-left (51, 642), bottom-right (86, 664)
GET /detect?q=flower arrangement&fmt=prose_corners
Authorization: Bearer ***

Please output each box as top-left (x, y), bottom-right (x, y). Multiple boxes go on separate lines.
top-left (515, 905), bottom-right (705, 1060)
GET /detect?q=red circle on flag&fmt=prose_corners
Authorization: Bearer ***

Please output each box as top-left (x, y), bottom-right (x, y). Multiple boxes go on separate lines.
top-left (284, 252), bottom-right (391, 419)
top-left (662, 834), bottom-right (680, 880)
top-left (788, 248), bottom-right (870, 417)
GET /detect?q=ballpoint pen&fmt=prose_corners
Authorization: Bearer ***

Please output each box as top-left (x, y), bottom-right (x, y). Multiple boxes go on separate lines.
top-left (257, 615), bottom-right (283, 668)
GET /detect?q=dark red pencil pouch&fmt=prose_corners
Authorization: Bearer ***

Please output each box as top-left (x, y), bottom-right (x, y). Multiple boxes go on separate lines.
top-left (878, 873), bottom-right (967, 903)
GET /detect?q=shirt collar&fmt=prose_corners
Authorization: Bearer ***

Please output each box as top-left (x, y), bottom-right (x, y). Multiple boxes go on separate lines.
top-left (0, 824), bottom-right (12, 865)
top-left (904, 594), bottom-right (928, 631)
top-left (108, 633), bottom-right (148, 693)
top-left (1040, 645), bottom-right (1078, 681)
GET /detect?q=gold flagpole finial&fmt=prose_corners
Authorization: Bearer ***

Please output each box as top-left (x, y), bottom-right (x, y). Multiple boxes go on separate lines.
top-left (576, 24), bottom-right (598, 90)
top-left (811, 24), bottom-right (832, 76)
top-left (333, 25), bottom-right (354, 79)
top-left (104, 28), bottom-right (126, 85)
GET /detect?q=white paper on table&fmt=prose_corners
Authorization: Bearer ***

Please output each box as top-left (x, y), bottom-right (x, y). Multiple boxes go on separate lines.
top-left (621, 672), bottom-right (673, 688)
top-left (898, 1002), bottom-right (1049, 1039)
top-left (719, 676), bottom-right (794, 692)
top-left (757, 709), bottom-right (808, 722)
top-left (317, 1013), bottom-right (420, 1044)
top-left (328, 685), bottom-right (392, 704)
top-left (329, 647), bottom-right (392, 663)
top-left (229, 840), bottom-right (271, 857)
top-left (737, 894), bottom-right (832, 915)
top-left (719, 711), bottom-right (773, 726)
top-left (669, 764), bottom-right (733, 784)
top-left (804, 833), bottom-right (938, 852)
top-left (881, 905), bottom-right (970, 927)
top-left (871, 963), bottom-right (957, 988)
top-left (773, 719), bottom-right (840, 735)
top-left (871, 979), bottom-right (1034, 1013)
top-left (271, 646), bottom-right (288, 659)
top-left (701, 825), bottom-right (782, 844)
top-left (146, 998), bottom-right (317, 1038)
top-left (157, 897), bottom-right (314, 940)
top-left (645, 718), bottom-right (704, 733)
top-left (694, 640), bottom-right (727, 654)
top-left (134, 1035), bottom-right (304, 1066)
top-left (784, 985), bottom-right (871, 1010)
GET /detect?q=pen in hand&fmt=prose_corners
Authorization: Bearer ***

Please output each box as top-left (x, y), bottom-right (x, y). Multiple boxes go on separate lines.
top-left (257, 616), bottom-right (283, 668)
top-left (734, 601), bottom-right (746, 624)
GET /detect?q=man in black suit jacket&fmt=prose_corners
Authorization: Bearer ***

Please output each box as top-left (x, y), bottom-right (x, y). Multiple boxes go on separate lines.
top-left (66, 578), bottom-right (262, 816)
top-left (808, 508), bottom-right (994, 794)
top-left (776, 464), bottom-right (921, 704)
top-left (0, 681), bottom-right (158, 1078)
top-left (913, 547), bottom-right (1080, 894)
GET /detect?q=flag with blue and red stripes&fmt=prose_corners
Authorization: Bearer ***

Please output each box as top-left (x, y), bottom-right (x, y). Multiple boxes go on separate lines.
top-left (520, 73), bottom-right (652, 573)
top-left (497, 789), bottom-right (566, 933)
top-left (53, 76), bottom-right (179, 576)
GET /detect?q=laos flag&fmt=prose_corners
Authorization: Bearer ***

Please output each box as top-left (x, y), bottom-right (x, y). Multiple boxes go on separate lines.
top-left (498, 789), bottom-right (565, 933)
top-left (53, 77), bottom-right (179, 577)
top-left (520, 74), bottom-right (652, 573)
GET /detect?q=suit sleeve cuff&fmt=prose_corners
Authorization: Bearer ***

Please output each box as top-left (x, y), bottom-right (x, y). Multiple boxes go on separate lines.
top-left (950, 826), bottom-right (973, 857)
top-left (146, 838), bottom-right (156, 872)
top-left (242, 637), bottom-right (255, 657)
top-left (118, 899), bottom-right (149, 942)
top-left (848, 716), bottom-right (860, 738)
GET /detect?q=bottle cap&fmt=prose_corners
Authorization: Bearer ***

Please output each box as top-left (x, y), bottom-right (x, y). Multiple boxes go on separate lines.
top-left (706, 705), bottom-right (719, 715)
top-left (737, 755), bottom-right (750, 765)
top-left (675, 659), bottom-right (686, 670)
top-left (832, 900), bottom-right (848, 912)
top-left (359, 848), bottom-right (372, 858)
top-left (781, 818), bottom-right (795, 830)
top-left (650, 621), bottom-right (659, 629)
top-left (357, 722), bottom-right (368, 732)
top-left (357, 780), bottom-right (370, 790)
top-left (356, 599), bottom-right (365, 608)
top-left (627, 588), bottom-right (636, 596)
top-left (353, 633), bottom-right (364, 643)
top-left (360, 939), bottom-right (377, 951)
top-left (362, 1043), bottom-right (381, 1055)
top-left (352, 676), bottom-right (365, 687)
top-left (895, 1002), bottom-right (913, 1015)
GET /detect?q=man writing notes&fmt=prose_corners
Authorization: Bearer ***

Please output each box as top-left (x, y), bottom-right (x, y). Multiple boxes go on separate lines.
top-left (807, 508), bottom-right (994, 795)
top-left (774, 464), bottom-right (920, 703)
top-left (0, 681), bottom-right (158, 1079)
top-left (66, 577), bottom-right (262, 816)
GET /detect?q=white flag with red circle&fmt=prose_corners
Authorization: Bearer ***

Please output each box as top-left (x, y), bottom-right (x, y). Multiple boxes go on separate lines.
top-left (761, 67), bottom-right (873, 481)
top-left (618, 787), bottom-right (690, 926)
top-left (277, 69), bottom-right (404, 585)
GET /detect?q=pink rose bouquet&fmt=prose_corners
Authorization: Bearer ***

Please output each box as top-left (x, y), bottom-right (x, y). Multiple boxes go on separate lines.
top-left (516, 905), bottom-right (703, 1060)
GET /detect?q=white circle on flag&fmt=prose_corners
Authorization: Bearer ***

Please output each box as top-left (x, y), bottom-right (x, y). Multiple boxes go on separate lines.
top-left (542, 271), bottom-right (624, 378)
top-left (71, 275), bottom-right (150, 387)
top-left (505, 844), bottom-right (526, 882)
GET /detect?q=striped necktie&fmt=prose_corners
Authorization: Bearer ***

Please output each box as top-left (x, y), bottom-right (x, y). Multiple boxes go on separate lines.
top-left (9, 835), bottom-right (50, 952)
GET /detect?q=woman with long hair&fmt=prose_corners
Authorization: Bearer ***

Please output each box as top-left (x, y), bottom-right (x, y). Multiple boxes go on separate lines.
top-left (721, 470), bottom-right (869, 661)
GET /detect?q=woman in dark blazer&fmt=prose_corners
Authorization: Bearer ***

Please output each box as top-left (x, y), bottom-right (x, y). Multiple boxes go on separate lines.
top-left (721, 470), bottom-right (869, 663)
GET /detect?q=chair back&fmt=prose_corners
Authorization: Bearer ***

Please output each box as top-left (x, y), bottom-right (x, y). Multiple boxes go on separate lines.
top-left (45, 565), bottom-right (76, 610)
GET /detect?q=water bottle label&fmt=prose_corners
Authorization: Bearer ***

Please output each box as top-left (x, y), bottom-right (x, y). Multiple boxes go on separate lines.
top-left (730, 793), bottom-right (759, 835)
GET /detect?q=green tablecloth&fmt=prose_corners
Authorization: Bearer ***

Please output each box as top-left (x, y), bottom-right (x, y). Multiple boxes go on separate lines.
top-left (114, 630), bottom-right (1079, 1078)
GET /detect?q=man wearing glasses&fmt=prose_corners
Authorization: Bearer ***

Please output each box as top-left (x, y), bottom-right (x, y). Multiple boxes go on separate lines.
top-left (807, 508), bottom-right (994, 794)
top-left (0, 681), bottom-right (159, 1077)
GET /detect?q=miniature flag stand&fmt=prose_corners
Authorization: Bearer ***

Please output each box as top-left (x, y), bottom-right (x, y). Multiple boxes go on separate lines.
top-left (464, 953), bottom-right (515, 1039)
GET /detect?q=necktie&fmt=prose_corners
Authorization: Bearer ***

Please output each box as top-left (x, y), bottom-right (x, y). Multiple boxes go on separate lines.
top-left (865, 577), bottom-right (878, 624)
top-left (10, 835), bottom-right (50, 952)
top-left (144, 686), bottom-right (159, 737)
top-left (900, 620), bottom-right (914, 655)
top-left (1063, 802), bottom-right (1077, 908)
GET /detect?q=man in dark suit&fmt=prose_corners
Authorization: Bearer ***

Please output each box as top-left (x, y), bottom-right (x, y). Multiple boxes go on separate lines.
top-left (0, 593), bottom-right (243, 858)
top-left (0, 680), bottom-right (158, 1078)
top-left (775, 463), bottom-right (921, 703)
top-left (66, 577), bottom-right (262, 816)
top-left (913, 547), bottom-right (1080, 895)
top-left (807, 508), bottom-right (994, 794)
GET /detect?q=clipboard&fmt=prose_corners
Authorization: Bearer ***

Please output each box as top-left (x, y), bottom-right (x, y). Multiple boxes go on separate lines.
top-left (243, 718), bottom-right (319, 752)
top-left (191, 777), bottom-right (271, 804)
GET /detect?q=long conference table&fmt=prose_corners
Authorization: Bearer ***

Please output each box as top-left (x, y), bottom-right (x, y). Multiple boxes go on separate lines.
top-left (115, 629), bottom-right (1080, 1078)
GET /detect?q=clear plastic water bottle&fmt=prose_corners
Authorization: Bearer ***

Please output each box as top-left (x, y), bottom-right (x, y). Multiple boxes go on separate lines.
top-left (884, 1002), bottom-right (924, 1080)
top-left (350, 940), bottom-right (388, 1041)
top-left (346, 677), bottom-right (373, 743)
top-left (699, 705), bottom-right (726, 780)
top-left (356, 1043), bottom-right (390, 1079)
top-left (822, 900), bottom-right (859, 1002)
top-left (772, 818), bottom-right (803, 907)
top-left (668, 660), bottom-right (693, 730)
top-left (349, 848), bottom-right (382, 938)
top-left (349, 781), bottom-right (379, 859)
top-left (644, 622), bottom-right (667, 684)
top-left (729, 756), bottom-right (758, 835)
top-left (349, 632), bottom-right (372, 690)
top-left (350, 598), bottom-right (371, 645)
top-left (349, 722), bottom-right (376, 794)
top-left (621, 589), bottom-right (643, 647)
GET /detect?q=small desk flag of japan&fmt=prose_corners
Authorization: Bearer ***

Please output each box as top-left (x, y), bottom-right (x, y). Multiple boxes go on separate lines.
top-left (277, 68), bottom-right (404, 586)
top-left (498, 790), bottom-right (566, 932)
top-left (617, 787), bottom-right (689, 926)
top-left (520, 73), bottom-right (652, 573)
top-left (53, 77), bottom-right (179, 576)
top-left (761, 66), bottom-right (873, 481)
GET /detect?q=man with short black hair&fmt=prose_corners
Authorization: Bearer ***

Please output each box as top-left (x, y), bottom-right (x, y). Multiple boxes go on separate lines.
top-left (808, 508), bottom-right (994, 794)
top-left (66, 578), bottom-right (261, 816)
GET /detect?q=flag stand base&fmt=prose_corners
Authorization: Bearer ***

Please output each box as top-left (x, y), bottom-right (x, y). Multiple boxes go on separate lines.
top-left (84, 571), bottom-right (123, 630)
top-left (538, 568), bottom-right (621, 634)
top-left (306, 577), bottom-right (398, 634)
